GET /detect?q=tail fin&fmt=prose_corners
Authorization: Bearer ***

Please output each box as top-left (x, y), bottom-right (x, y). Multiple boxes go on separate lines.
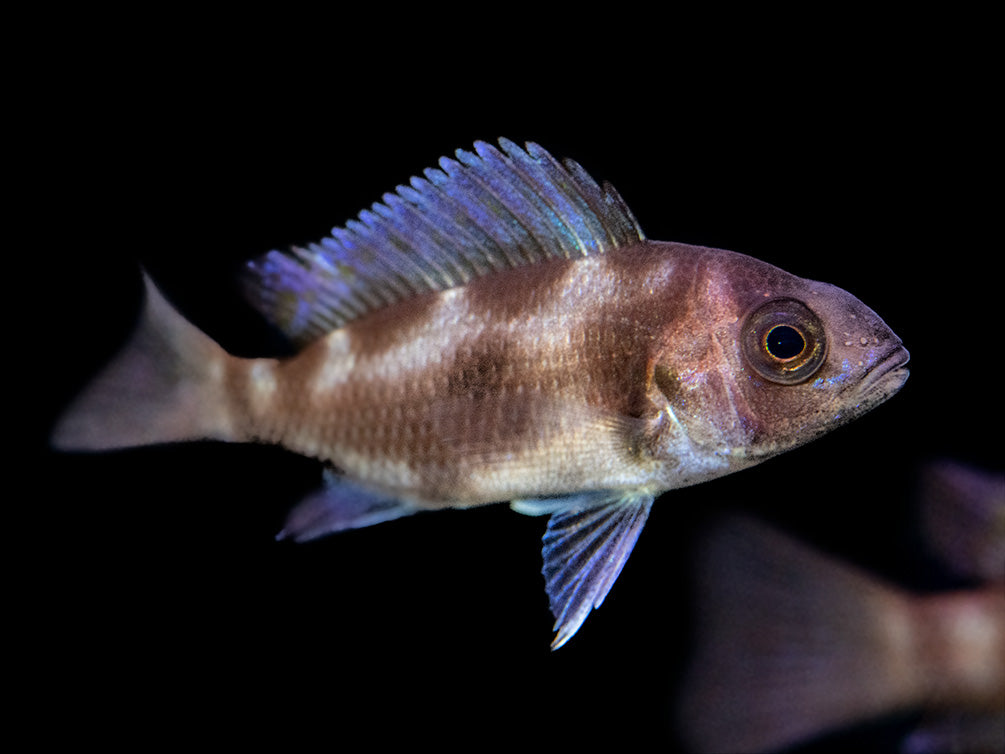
top-left (676, 516), bottom-right (923, 754)
top-left (52, 272), bottom-right (234, 451)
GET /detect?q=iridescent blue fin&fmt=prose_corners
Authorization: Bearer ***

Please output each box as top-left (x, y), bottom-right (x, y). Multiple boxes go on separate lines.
top-left (243, 139), bottom-right (645, 345)
top-left (277, 470), bottom-right (418, 542)
top-left (513, 490), bottom-right (654, 649)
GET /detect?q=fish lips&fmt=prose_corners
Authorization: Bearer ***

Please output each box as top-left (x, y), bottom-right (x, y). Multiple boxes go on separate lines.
top-left (858, 343), bottom-right (911, 402)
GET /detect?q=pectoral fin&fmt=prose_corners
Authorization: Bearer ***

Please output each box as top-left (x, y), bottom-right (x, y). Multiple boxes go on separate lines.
top-left (515, 490), bottom-right (654, 649)
top-left (277, 470), bottom-right (418, 542)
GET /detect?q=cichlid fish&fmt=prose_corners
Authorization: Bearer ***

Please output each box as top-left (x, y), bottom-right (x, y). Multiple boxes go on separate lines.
top-left (51, 138), bottom-right (910, 648)
top-left (677, 464), bottom-right (1005, 754)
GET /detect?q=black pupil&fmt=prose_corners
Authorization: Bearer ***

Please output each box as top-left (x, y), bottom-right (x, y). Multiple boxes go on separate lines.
top-left (766, 325), bottom-right (805, 359)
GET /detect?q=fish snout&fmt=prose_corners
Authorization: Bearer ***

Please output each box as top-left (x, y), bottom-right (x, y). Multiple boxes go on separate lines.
top-left (859, 342), bottom-right (910, 399)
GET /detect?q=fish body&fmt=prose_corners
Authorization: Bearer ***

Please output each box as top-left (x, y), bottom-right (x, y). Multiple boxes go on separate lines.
top-left (52, 139), bottom-right (910, 648)
top-left (185, 241), bottom-right (901, 508)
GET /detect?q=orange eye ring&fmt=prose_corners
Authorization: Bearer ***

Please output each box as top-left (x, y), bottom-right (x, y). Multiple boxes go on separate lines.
top-left (742, 299), bottom-right (827, 384)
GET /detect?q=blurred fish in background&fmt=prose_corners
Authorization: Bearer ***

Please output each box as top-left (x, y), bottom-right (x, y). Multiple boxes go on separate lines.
top-left (918, 460), bottom-right (1004, 585)
top-left (676, 460), bottom-right (1004, 754)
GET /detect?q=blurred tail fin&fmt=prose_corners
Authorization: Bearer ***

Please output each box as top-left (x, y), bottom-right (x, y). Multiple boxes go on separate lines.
top-left (52, 272), bottom-right (235, 451)
top-left (677, 516), bottom-right (923, 753)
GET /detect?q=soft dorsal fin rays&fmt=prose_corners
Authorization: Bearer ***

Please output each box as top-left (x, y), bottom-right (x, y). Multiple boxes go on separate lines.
top-left (242, 138), bottom-right (645, 345)
top-left (514, 490), bottom-right (655, 649)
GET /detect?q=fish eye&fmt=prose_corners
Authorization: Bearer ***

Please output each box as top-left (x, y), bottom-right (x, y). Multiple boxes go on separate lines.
top-left (742, 299), bottom-right (826, 385)
top-left (765, 325), bottom-right (805, 360)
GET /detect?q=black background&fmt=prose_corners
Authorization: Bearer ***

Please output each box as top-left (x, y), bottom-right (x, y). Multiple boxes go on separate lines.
top-left (25, 21), bottom-right (998, 753)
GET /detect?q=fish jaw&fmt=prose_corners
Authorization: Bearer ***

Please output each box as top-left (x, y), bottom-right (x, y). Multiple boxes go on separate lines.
top-left (851, 341), bottom-right (911, 414)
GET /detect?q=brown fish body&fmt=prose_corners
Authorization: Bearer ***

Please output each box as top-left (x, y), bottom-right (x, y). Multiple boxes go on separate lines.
top-left (51, 139), bottom-right (909, 648)
top-left (233, 245), bottom-right (682, 506)
top-left (223, 241), bottom-right (904, 511)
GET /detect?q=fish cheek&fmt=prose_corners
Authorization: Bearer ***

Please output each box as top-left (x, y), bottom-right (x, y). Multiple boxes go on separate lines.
top-left (739, 376), bottom-right (838, 453)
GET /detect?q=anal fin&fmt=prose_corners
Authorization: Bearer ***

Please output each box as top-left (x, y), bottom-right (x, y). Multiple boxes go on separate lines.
top-left (277, 470), bottom-right (418, 542)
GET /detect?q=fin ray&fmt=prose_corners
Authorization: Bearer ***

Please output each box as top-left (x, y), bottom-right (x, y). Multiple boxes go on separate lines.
top-left (277, 470), bottom-right (418, 542)
top-left (243, 139), bottom-right (645, 344)
top-left (536, 490), bottom-right (654, 649)
top-left (51, 272), bottom-right (233, 450)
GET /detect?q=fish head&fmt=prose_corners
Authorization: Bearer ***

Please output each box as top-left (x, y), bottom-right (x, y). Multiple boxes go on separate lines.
top-left (649, 246), bottom-right (909, 476)
top-left (729, 256), bottom-right (910, 460)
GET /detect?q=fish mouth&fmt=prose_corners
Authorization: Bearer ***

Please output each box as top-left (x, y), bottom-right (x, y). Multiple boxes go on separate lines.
top-left (858, 343), bottom-right (911, 401)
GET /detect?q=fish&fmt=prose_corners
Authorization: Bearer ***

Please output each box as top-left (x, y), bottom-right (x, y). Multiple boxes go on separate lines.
top-left (676, 464), bottom-right (1005, 753)
top-left (50, 138), bottom-right (910, 649)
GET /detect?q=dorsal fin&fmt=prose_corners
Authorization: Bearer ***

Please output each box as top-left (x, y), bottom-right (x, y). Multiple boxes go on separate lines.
top-left (242, 139), bottom-right (645, 344)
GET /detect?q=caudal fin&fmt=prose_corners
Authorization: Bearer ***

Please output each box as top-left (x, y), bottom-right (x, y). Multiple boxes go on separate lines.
top-left (677, 516), bottom-right (924, 754)
top-left (52, 272), bottom-right (234, 451)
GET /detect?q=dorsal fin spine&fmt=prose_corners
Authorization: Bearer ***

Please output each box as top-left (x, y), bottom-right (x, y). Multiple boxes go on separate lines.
top-left (350, 212), bottom-right (429, 298)
top-left (425, 165), bottom-right (514, 274)
top-left (359, 205), bottom-right (441, 294)
top-left (458, 144), bottom-right (557, 265)
top-left (496, 138), bottom-right (585, 258)
top-left (524, 140), bottom-right (611, 255)
top-left (439, 155), bottom-right (536, 269)
top-left (410, 171), bottom-right (497, 279)
top-left (311, 239), bottom-right (381, 317)
top-left (377, 193), bottom-right (462, 288)
top-left (395, 183), bottom-right (478, 285)
top-left (332, 225), bottom-right (413, 304)
top-left (242, 139), bottom-right (646, 343)
top-left (467, 142), bottom-right (568, 262)
top-left (564, 158), bottom-right (629, 248)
